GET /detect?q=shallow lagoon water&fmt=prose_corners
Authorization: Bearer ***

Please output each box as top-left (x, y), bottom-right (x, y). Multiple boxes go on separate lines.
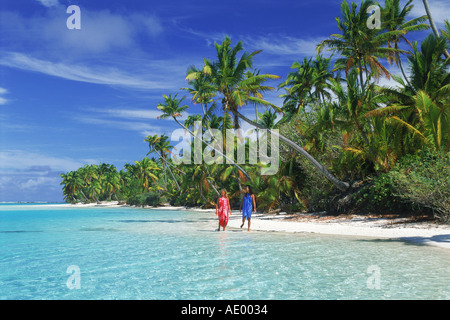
top-left (0, 204), bottom-right (449, 299)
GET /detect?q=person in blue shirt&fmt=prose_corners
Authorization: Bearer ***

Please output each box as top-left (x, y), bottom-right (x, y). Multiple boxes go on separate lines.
top-left (240, 185), bottom-right (256, 231)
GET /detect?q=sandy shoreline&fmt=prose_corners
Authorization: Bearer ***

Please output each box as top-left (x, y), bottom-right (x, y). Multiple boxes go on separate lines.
top-left (35, 202), bottom-right (450, 250)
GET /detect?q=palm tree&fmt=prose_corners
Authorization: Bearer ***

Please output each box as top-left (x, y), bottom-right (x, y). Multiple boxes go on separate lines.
top-left (145, 134), bottom-right (182, 192)
top-left (134, 157), bottom-right (159, 192)
top-left (317, 0), bottom-right (405, 90)
top-left (76, 164), bottom-right (101, 203)
top-left (367, 34), bottom-right (450, 152)
top-left (96, 163), bottom-right (118, 201)
top-left (279, 57), bottom-right (316, 114)
top-left (312, 54), bottom-right (335, 104)
top-left (258, 109), bottom-right (278, 129)
top-left (325, 69), bottom-right (386, 170)
top-left (192, 38), bottom-right (350, 191)
top-left (182, 65), bottom-right (216, 117)
top-left (381, 0), bottom-right (429, 90)
top-left (441, 20), bottom-right (450, 42)
top-left (279, 54), bottom-right (334, 117)
top-left (103, 170), bottom-right (121, 201)
top-left (186, 36), bottom-right (281, 130)
top-left (422, 0), bottom-right (450, 58)
top-left (192, 163), bottom-right (220, 202)
top-left (408, 35), bottom-right (449, 94)
top-left (231, 108), bottom-right (350, 191)
top-left (60, 171), bottom-right (87, 202)
top-left (156, 93), bottom-right (252, 181)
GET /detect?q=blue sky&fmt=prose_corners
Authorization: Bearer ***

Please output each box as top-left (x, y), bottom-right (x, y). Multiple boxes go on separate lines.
top-left (0, 0), bottom-right (448, 202)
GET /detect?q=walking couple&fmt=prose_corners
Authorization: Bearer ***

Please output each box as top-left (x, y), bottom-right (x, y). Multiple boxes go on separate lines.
top-left (216, 186), bottom-right (256, 232)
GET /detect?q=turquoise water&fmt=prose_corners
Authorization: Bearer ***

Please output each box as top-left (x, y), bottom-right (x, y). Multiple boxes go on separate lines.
top-left (0, 204), bottom-right (449, 300)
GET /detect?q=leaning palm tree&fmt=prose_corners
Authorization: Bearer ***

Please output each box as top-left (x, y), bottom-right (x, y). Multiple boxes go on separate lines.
top-left (232, 107), bottom-right (350, 191)
top-left (145, 134), bottom-right (182, 192)
top-left (199, 37), bottom-right (350, 191)
top-left (156, 93), bottom-right (252, 181)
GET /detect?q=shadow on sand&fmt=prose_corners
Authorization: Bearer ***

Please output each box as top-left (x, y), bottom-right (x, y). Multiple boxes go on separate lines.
top-left (356, 233), bottom-right (450, 248)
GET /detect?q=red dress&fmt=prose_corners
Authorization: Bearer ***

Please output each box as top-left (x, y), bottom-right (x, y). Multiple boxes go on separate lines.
top-left (218, 196), bottom-right (230, 227)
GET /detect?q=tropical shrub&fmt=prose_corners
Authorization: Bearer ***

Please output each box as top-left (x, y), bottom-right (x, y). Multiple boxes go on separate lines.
top-left (355, 150), bottom-right (449, 221)
top-left (354, 173), bottom-right (406, 213)
top-left (388, 151), bottom-right (450, 222)
top-left (127, 192), bottom-right (162, 207)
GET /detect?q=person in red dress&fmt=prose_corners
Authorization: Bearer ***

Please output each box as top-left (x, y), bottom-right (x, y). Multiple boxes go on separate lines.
top-left (216, 189), bottom-right (231, 231)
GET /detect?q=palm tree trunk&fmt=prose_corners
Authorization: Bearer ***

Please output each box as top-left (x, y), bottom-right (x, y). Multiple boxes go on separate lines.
top-left (397, 50), bottom-right (415, 93)
top-left (232, 109), bottom-right (350, 192)
top-left (79, 189), bottom-right (88, 202)
top-left (166, 163), bottom-right (181, 192)
top-left (203, 164), bottom-right (220, 197)
top-left (422, 0), bottom-right (450, 58)
top-left (152, 149), bottom-right (185, 175)
top-left (358, 59), bottom-right (365, 91)
top-left (92, 190), bottom-right (100, 204)
top-left (200, 104), bottom-right (245, 191)
top-left (172, 117), bottom-right (252, 181)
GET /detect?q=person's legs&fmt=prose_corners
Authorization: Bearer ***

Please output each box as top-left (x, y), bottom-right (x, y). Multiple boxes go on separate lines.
top-left (247, 218), bottom-right (251, 231)
top-left (224, 215), bottom-right (229, 231)
top-left (240, 217), bottom-right (246, 228)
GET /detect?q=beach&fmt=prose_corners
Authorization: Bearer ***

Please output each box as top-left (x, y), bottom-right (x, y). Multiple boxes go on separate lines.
top-left (55, 202), bottom-right (450, 250)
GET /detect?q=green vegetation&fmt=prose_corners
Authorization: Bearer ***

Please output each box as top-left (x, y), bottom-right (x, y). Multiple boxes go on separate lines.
top-left (61, 0), bottom-right (449, 222)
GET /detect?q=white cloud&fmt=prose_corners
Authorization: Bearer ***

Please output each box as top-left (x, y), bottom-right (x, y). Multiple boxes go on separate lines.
top-left (0, 150), bottom-right (84, 172)
top-left (88, 108), bottom-right (190, 121)
top-left (244, 34), bottom-right (324, 58)
top-left (79, 116), bottom-right (156, 132)
top-left (0, 87), bottom-right (9, 105)
top-left (19, 177), bottom-right (60, 190)
top-left (0, 8), bottom-right (164, 57)
top-left (73, 106), bottom-right (192, 138)
top-left (35, 0), bottom-right (59, 7)
top-left (179, 27), bottom-right (327, 67)
top-left (102, 108), bottom-right (167, 120)
top-left (409, 0), bottom-right (450, 26)
top-left (0, 52), bottom-right (181, 90)
top-left (0, 150), bottom-right (89, 200)
top-left (180, 27), bottom-right (229, 47)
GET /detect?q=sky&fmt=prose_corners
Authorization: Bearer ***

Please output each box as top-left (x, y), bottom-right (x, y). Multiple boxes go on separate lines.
top-left (0, 0), bottom-right (448, 202)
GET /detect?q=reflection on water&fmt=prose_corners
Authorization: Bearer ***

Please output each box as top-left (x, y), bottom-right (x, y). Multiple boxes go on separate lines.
top-left (216, 232), bottom-right (230, 280)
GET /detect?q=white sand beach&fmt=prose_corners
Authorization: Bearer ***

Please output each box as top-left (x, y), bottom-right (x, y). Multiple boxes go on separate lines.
top-left (58, 202), bottom-right (450, 250)
top-left (227, 213), bottom-right (450, 250)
